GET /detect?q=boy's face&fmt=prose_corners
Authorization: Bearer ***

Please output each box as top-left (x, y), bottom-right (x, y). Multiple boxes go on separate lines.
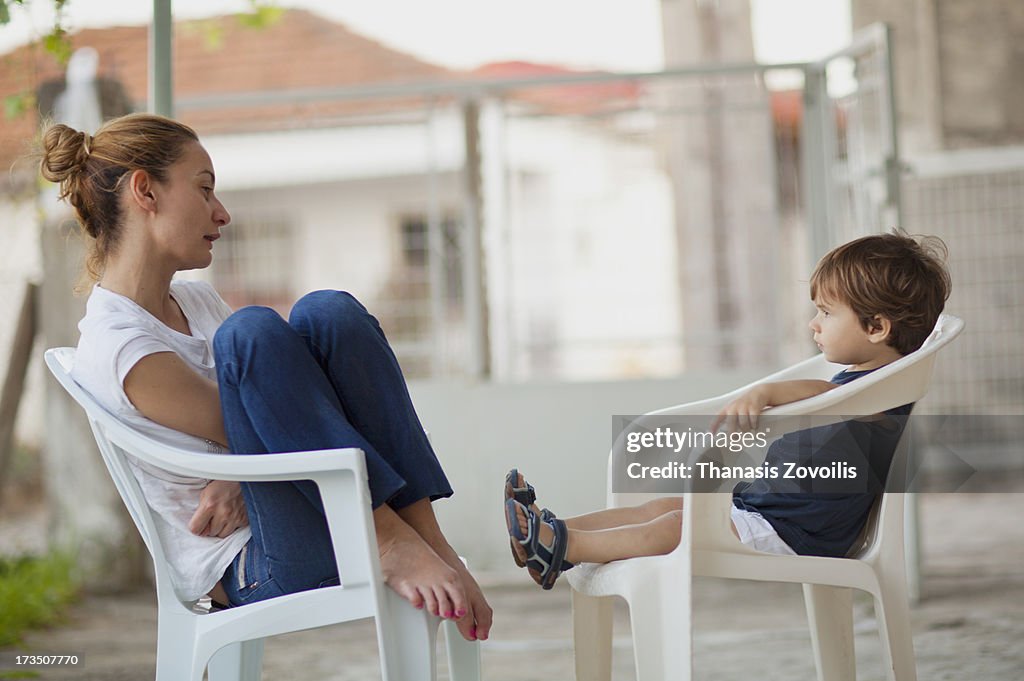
top-left (808, 297), bottom-right (895, 370)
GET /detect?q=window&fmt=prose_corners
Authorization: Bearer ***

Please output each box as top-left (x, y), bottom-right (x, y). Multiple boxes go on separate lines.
top-left (211, 216), bottom-right (295, 315)
top-left (398, 213), bottom-right (462, 305)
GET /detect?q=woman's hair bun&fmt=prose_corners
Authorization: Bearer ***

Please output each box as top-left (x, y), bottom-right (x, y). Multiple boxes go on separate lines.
top-left (40, 123), bottom-right (92, 187)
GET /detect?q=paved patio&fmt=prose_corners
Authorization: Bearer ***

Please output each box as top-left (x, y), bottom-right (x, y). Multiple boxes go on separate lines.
top-left (3, 479), bottom-right (1022, 680)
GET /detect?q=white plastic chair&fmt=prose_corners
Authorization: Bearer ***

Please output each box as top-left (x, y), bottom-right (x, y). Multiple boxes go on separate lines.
top-left (566, 314), bottom-right (964, 681)
top-left (45, 347), bottom-right (481, 681)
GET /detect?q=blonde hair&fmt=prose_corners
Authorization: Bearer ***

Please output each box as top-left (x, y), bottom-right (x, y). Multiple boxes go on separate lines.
top-left (39, 113), bottom-right (199, 289)
top-left (810, 230), bottom-right (952, 355)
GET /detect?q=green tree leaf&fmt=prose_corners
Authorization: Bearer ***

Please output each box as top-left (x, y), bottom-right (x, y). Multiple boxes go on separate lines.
top-left (237, 2), bottom-right (283, 30)
top-left (4, 91), bottom-right (35, 119)
top-left (42, 26), bottom-right (71, 64)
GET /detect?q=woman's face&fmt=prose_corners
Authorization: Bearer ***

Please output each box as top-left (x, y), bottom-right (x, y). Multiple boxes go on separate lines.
top-left (150, 141), bottom-right (231, 271)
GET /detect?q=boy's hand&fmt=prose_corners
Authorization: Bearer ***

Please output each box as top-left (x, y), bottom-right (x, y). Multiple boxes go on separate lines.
top-left (711, 380), bottom-right (839, 433)
top-left (712, 385), bottom-right (771, 432)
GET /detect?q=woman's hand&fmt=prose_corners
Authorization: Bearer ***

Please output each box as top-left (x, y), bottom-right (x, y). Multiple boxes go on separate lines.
top-left (712, 385), bottom-right (771, 432)
top-left (189, 480), bottom-right (249, 538)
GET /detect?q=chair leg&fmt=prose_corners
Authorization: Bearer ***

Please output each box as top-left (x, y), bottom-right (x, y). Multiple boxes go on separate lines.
top-left (380, 589), bottom-right (439, 681)
top-left (208, 640), bottom-right (265, 681)
top-left (571, 590), bottom-right (614, 681)
top-left (626, 581), bottom-right (692, 681)
top-left (443, 619), bottom-right (481, 681)
top-left (874, 578), bottom-right (918, 681)
top-left (155, 614), bottom-right (206, 681)
top-left (803, 584), bottom-right (856, 681)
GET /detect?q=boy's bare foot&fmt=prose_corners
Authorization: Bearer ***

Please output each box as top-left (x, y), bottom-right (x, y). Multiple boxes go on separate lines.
top-left (505, 469), bottom-right (551, 570)
top-left (507, 499), bottom-right (575, 588)
top-left (374, 506), bottom-right (466, 620)
top-left (505, 469), bottom-right (542, 516)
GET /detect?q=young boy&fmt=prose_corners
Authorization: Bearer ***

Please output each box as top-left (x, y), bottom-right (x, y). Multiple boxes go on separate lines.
top-left (505, 231), bottom-right (951, 589)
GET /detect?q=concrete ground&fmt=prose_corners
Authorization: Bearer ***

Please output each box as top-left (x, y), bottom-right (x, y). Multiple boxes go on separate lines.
top-left (1, 480), bottom-right (1022, 680)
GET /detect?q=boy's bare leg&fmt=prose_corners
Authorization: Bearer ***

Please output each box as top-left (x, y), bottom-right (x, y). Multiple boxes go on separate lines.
top-left (395, 498), bottom-right (494, 642)
top-left (573, 499), bottom-right (741, 540)
top-left (510, 502), bottom-right (683, 565)
top-left (509, 471), bottom-right (681, 532)
top-left (565, 497), bottom-right (683, 531)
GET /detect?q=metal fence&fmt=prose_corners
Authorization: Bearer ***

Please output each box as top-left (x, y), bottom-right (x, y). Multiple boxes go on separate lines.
top-left (7, 24), bottom-right (1017, 423)
top-left (180, 28), bottom-right (899, 385)
top-left (902, 149), bottom-right (1024, 447)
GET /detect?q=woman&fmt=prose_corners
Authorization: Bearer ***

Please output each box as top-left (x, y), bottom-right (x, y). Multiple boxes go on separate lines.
top-left (40, 113), bottom-right (491, 642)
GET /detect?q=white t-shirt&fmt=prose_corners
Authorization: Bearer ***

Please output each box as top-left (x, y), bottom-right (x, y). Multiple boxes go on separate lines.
top-left (72, 279), bottom-right (251, 603)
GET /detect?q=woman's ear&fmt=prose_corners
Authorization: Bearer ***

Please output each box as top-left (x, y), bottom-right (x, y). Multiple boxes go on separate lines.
top-left (127, 169), bottom-right (157, 213)
top-left (867, 315), bottom-right (892, 344)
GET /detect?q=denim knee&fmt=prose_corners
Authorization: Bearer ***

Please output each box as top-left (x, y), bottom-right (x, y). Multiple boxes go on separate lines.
top-left (288, 290), bottom-right (377, 344)
top-left (213, 306), bottom-right (292, 362)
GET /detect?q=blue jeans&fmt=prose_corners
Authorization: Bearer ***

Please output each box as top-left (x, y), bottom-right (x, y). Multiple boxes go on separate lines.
top-left (212, 291), bottom-right (452, 607)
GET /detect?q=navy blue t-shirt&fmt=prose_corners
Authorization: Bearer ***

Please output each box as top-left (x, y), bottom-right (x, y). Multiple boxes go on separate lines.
top-left (732, 368), bottom-right (913, 558)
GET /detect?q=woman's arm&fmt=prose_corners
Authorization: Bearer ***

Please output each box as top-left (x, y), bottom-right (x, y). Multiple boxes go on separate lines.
top-left (712, 380), bottom-right (838, 432)
top-left (123, 351), bottom-right (228, 447)
top-left (123, 352), bottom-right (246, 538)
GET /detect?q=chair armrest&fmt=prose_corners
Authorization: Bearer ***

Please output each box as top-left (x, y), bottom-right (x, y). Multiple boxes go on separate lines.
top-left (97, 418), bottom-right (367, 482)
top-left (134, 447), bottom-right (368, 483)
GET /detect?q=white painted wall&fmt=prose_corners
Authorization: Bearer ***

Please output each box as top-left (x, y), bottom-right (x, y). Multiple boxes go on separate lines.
top-left (204, 108), bottom-right (682, 383)
top-left (408, 368), bottom-right (766, 577)
top-left (497, 115), bottom-right (683, 380)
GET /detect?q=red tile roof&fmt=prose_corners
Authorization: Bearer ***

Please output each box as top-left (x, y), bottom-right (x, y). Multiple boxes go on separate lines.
top-left (1, 9), bottom-right (451, 183)
top-left (0, 10), bottom-right (805, 190)
top-left (470, 61), bottom-right (644, 116)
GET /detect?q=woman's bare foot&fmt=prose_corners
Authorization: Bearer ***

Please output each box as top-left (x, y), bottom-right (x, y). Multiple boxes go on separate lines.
top-left (374, 505), bottom-right (466, 620)
top-left (437, 550), bottom-right (493, 641)
top-left (393, 499), bottom-right (493, 641)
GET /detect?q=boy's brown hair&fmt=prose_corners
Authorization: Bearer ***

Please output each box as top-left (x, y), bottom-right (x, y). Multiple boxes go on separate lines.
top-left (810, 231), bottom-right (951, 356)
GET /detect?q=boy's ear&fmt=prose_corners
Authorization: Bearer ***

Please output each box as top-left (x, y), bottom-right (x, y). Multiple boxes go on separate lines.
top-left (866, 315), bottom-right (892, 344)
top-left (127, 169), bottom-right (158, 213)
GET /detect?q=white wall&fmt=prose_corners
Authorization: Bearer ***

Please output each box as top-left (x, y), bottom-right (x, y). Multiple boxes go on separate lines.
top-left (207, 109), bottom-right (683, 384)
top-left (496, 116), bottom-right (683, 380)
top-left (217, 175), bottom-right (461, 303)
top-left (408, 368), bottom-right (765, 577)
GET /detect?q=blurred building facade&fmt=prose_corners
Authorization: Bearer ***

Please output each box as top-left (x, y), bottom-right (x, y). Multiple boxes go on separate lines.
top-left (853, 0), bottom-right (1024, 434)
top-left (853, 0), bottom-right (1024, 154)
top-left (0, 2), bottom-right (1016, 573)
top-left (0, 10), bottom-right (690, 389)
top-left (0, 8), bottom-right (815, 415)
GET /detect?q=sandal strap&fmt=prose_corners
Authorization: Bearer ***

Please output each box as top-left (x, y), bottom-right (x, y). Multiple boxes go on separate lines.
top-left (506, 499), bottom-right (574, 590)
top-left (540, 517), bottom-right (571, 590)
top-left (506, 468), bottom-right (537, 507)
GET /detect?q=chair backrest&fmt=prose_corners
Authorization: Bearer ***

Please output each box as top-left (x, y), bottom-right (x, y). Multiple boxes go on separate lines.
top-left (45, 347), bottom-right (190, 607)
top-left (650, 313), bottom-right (964, 422)
top-left (612, 315), bottom-right (964, 556)
top-left (699, 314), bottom-right (964, 557)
